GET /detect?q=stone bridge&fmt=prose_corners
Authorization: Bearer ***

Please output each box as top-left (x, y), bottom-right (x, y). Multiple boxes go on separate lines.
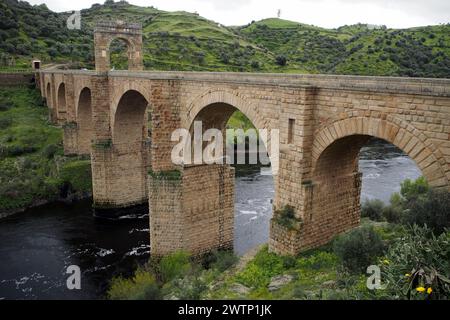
top-left (36, 22), bottom-right (450, 257)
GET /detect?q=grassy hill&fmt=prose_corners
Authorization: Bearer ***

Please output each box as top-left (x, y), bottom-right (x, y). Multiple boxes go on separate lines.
top-left (0, 0), bottom-right (449, 77)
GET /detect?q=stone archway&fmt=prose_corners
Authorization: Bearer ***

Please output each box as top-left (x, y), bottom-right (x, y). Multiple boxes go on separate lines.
top-left (94, 21), bottom-right (143, 72)
top-left (76, 87), bottom-right (93, 155)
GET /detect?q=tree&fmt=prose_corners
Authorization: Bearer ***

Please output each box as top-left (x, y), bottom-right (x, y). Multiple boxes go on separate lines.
top-left (275, 55), bottom-right (287, 66)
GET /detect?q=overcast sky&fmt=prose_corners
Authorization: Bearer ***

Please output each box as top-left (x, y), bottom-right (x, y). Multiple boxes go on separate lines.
top-left (25, 0), bottom-right (450, 29)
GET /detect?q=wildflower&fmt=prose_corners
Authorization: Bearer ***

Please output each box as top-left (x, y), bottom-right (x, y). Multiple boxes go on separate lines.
top-left (405, 273), bottom-right (411, 277)
top-left (427, 288), bottom-right (433, 294)
top-left (416, 287), bottom-right (425, 293)
top-left (383, 259), bottom-right (390, 265)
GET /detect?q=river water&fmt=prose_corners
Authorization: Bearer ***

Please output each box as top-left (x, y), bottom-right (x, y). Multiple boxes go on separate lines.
top-left (0, 140), bottom-right (421, 299)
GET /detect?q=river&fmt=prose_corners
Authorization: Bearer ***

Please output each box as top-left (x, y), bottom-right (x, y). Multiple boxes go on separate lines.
top-left (0, 140), bottom-right (421, 299)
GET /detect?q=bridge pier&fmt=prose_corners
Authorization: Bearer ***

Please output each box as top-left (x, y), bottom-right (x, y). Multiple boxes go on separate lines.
top-left (90, 139), bottom-right (151, 218)
top-left (149, 164), bottom-right (235, 257)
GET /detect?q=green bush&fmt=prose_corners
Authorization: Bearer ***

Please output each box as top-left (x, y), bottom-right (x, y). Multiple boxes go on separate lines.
top-left (382, 205), bottom-right (403, 224)
top-left (158, 251), bottom-right (192, 283)
top-left (382, 225), bottom-right (450, 300)
top-left (208, 250), bottom-right (238, 272)
top-left (42, 143), bottom-right (59, 159)
top-left (59, 160), bottom-right (92, 193)
top-left (402, 190), bottom-right (450, 235)
top-left (361, 199), bottom-right (385, 221)
top-left (0, 117), bottom-right (12, 129)
top-left (108, 269), bottom-right (161, 300)
top-left (333, 226), bottom-right (385, 274)
top-left (399, 176), bottom-right (429, 204)
top-left (273, 205), bottom-right (299, 230)
top-left (235, 246), bottom-right (284, 288)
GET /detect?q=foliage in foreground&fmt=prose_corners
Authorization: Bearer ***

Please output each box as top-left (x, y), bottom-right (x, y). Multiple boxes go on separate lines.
top-left (382, 225), bottom-right (450, 300)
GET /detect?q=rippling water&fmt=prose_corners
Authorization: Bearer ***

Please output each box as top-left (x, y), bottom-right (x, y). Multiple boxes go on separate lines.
top-left (0, 140), bottom-right (421, 299)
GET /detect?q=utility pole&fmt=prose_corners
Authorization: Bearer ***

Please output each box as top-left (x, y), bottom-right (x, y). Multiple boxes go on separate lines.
top-left (277, 9), bottom-right (281, 18)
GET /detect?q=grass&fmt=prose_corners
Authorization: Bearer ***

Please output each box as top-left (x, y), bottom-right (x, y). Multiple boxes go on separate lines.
top-left (0, 86), bottom-right (92, 213)
top-left (1, 2), bottom-right (449, 77)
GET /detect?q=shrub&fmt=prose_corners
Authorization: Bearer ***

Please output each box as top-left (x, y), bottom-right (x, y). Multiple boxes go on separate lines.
top-left (158, 251), bottom-right (192, 283)
top-left (235, 246), bottom-right (284, 288)
top-left (333, 226), bottom-right (385, 274)
top-left (209, 250), bottom-right (238, 272)
top-left (382, 205), bottom-right (402, 224)
top-left (59, 160), bottom-right (92, 193)
top-left (399, 177), bottom-right (429, 204)
top-left (0, 117), bottom-right (12, 129)
top-left (382, 225), bottom-right (450, 300)
top-left (273, 205), bottom-right (299, 230)
top-left (108, 269), bottom-right (161, 300)
top-left (42, 144), bottom-right (59, 159)
top-left (275, 55), bottom-right (287, 66)
top-left (361, 199), bottom-right (385, 221)
top-left (402, 190), bottom-right (450, 235)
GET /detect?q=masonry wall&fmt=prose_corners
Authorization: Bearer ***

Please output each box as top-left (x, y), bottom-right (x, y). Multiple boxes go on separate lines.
top-left (149, 164), bottom-right (235, 257)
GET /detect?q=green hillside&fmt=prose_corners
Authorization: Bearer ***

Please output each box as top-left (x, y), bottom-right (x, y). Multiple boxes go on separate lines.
top-left (0, 0), bottom-right (449, 77)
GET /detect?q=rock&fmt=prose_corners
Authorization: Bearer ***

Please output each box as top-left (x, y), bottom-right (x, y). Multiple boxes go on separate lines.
top-left (268, 274), bottom-right (294, 291)
top-left (229, 283), bottom-right (250, 295)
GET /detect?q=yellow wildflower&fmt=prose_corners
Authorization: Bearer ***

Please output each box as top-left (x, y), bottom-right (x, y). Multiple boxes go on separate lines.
top-left (383, 259), bottom-right (390, 265)
top-left (427, 288), bottom-right (433, 294)
top-left (416, 287), bottom-right (426, 293)
top-left (405, 273), bottom-right (411, 277)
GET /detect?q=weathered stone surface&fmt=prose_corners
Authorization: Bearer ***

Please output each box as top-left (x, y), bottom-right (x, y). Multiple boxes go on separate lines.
top-left (229, 283), bottom-right (250, 295)
top-left (268, 274), bottom-right (294, 291)
top-left (38, 22), bottom-right (450, 257)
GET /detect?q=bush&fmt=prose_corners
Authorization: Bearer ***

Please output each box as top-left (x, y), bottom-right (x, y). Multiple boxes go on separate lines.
top-left (158, 251), bottom-right (192, 283)
top-left (273, 205), bottom-right (299, 230)
top-left (0, 117), bottom-right (12, 129)
top-left (59, 160), bottom-right (92, 193)
top-left (402, 190), bottom-right (450, 235)
top-left (275, 55), bottom-right (287, 66)
top-left (382, 205), bottom-right (402, 224)
top-left (361, 199), bottom-right (385, 221)
top-left (399, 177), bottom-right (429, 204)
top-left (333, 226), bottom-right (385, 274)
top-left (108, 269), bottom-right (161, 300)
top-left (42, 144), bottom-right (59, 159)
top-left (382, 225), bottom-right (450, 300)
top-left (208, 250), bottom-right (238, 272)
top-left (235, 246), bottom-right (284, 288)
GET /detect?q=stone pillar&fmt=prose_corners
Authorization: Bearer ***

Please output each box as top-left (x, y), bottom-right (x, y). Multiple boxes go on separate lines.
top-left (149, 164), bottom-right (235, 257)
top-left (63, 122), bottom-right (79, 155)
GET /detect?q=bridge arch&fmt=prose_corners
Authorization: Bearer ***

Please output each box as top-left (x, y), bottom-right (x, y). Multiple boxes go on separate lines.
top-left (113, 89), bottom-right (150, 150)
top-left (57, 82), bottom-right (66, 112)
top-left (312, 115), bottom-right (448, 188)
top-left (185, 90), bottom-right (277, 166)
top-left (76, 87), bottom-right (93, 155)
top-left (45, 82), bottom-right (52, 107)
top-left (94, 22), bottom-right (143, 72)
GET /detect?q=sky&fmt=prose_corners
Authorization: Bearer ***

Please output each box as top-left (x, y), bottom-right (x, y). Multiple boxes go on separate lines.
top-left (25, 0), bottom-right (450, 29)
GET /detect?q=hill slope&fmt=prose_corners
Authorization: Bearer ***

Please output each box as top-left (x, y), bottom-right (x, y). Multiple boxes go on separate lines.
top-left (0, 0), bottom-right (449, 77)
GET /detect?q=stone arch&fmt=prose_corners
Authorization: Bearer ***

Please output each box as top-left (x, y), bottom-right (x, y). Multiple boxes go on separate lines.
top-left (94, 21), bottom-right (143, 72)
top-left (186, 89), bottom-right (275, 167)
top-left (113, 89), bottom-right (149, 152)
top-left (45, 82), bottom-right (52, 107)
top-left (312, 115), bottom-right (448, 188)
top-left (57, 82), bottom-right (66, 112)
top-left (76, 87), bottom-right (93, 155)
top-left (185, 89), bottom-right (269, 132)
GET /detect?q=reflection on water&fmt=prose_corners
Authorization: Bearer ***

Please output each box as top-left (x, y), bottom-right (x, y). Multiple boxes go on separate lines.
top-left (0, 140), bottom-right (421, 299)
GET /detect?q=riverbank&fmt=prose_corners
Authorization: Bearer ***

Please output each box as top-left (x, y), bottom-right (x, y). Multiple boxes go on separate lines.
top-left (0, 86), bottom-right (92, 218)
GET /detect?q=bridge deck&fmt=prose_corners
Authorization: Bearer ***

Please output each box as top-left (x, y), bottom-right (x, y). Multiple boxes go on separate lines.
top-left (39, 70), bottom-right (450, 97)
